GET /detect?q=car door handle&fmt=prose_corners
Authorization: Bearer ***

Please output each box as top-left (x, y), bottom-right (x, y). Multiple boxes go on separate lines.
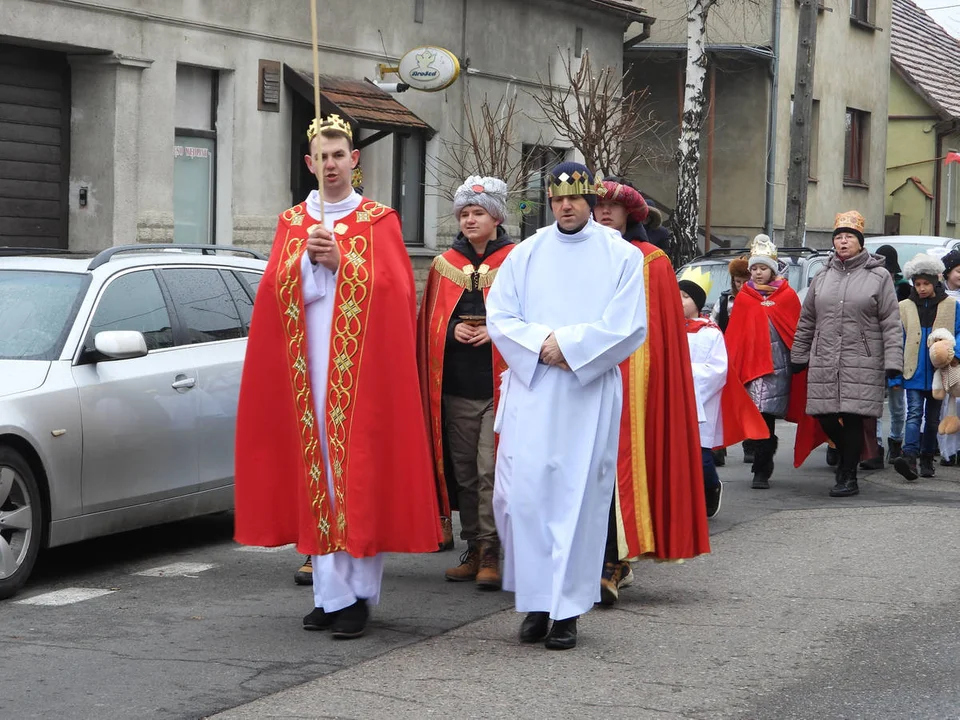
top-left (171, 375), bottom-right (196, 390)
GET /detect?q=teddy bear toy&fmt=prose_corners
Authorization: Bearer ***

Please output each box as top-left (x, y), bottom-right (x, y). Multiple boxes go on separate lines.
top-left (928, 327), bottom-right (960, 434)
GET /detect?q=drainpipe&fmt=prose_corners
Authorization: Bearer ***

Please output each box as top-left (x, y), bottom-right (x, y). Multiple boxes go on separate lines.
top-left (935, 126), bottom-right (948, 235)
top-left (764, 0), bottom-right (781, 238)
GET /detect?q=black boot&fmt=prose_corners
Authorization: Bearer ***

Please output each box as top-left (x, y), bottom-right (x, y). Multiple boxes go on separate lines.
top-left (751, 436), bottom-right (777, 489)
top-left (886, 438), bottom-right (903, 464)
top-left (330, 598), bottom-right (369, 639)
top-left (940, 452), bottom-right (957, 467)
top-left (859, 442), bottom-right (884, 471)
top-left (829, 468), bottom-right (860, 497)
top-left (742, 439), bottom-right (756, 464)
top-left (919, 453), bottom-right (936, 478)
top-left (713, 447), bottom-right (726, 467)
top-left (894, 453), bottom-right (919, 481)
top-left (519, 612), bottom-right (550, 643)
top-left (544, 616), bottom-right (578, 650)
top-left (826, 445), bottom-right (839, 467)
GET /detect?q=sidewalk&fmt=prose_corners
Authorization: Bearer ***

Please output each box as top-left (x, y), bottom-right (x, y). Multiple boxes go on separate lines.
top-left (209, 489), bottom-right (960, 720)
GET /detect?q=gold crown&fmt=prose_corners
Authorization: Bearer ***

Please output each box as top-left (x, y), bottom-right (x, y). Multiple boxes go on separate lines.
top-left (547, 170), bottom-right (606, 199)
top-left (834, 210), bottom-right (865, 234)
top-left (307, 114), bottom-right (353, 142)
top-left (750, 233), bottom-right (778, 260)
top-left (679, 265), bottom-right (713, 299)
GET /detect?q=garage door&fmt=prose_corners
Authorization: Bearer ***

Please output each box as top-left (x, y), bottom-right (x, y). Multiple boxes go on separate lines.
top-left (0, 44), bottom-right (69, 249)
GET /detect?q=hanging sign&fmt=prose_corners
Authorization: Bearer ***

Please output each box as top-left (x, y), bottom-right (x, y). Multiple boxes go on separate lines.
top-left (390, 47), bottom-right (461, 92)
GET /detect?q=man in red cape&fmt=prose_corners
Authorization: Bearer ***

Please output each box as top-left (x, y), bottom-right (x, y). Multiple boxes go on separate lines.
top-left (417, 176), bottom-right (514, 590)
top-left (234, 115), bottom-right (441, 639)
top-left (593, 179), bottom-right (711, 607)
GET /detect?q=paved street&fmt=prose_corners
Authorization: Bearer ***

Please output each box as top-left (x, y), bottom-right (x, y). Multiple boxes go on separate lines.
top-left (3, 422), bottom-right (960, 720)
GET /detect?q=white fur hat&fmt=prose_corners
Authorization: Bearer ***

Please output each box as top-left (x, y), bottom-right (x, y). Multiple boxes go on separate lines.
top-left (903, 254), bottom-right (944, 282)
top-left (453, 176), bottom-right (509, 223)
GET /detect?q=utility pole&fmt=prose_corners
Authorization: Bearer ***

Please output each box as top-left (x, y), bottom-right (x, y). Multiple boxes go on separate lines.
top-left (783, 0), bottom-right (818, 246)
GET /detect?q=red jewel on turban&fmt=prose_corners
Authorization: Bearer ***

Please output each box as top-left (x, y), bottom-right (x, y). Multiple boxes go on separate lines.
top-left (472, 184), bottom-right (485, 193)
top-left (600, 180), bottom-right (649, 224)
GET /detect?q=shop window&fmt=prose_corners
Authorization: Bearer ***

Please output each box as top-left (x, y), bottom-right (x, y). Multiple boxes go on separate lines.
top-left (393, 132), bottom-right (426, 246)
top-left (174, 65), bottom-right (218, 244)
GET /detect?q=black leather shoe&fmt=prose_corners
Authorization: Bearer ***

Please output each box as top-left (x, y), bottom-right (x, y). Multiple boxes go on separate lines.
top-left (544, 616), bottom-right (578, 650)
top-left (302, 606), bottom-right (335, 631)
top-left (519, 612), bottom-right (550, 643)
top-left (331, 599), bottom-right (369, 639)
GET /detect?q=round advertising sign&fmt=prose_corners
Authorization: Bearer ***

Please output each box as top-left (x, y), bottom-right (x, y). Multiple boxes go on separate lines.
top-left (397, 47), bottom-right (461, 92)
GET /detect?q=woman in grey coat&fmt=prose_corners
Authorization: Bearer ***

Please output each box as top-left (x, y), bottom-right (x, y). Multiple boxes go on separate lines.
top-left (790, 211), bottom-right (903, 497)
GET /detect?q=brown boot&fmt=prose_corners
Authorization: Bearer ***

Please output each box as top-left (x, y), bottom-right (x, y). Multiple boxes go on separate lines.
top-left (437, 516), bottom-right (455, 552)
top-left (444, 545), bottom-right (480, 581)
top-left (475, 543), bottom-right (501, 590)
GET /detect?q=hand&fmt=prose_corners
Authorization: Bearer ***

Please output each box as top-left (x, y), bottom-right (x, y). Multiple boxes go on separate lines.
top-left (453, 322), bottom-right (477, 344)
top-left (539, 332), bottom-right (567, 367)
top-left (886, 369), bottom-right (902, 381)
top-left (790, 362), bottom-right (808, 374)
top-left (306, 224), bottom-right (340, 272)
top-left (469, 326), bottom-right (491, 346)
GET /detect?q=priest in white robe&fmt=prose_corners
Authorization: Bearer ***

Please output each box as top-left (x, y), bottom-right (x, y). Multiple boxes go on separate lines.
top-left (486, 162), bottom-right (647, 651)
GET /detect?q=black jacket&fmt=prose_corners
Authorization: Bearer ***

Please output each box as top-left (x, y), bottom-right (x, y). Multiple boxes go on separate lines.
top-left (443, 227), bottom-right (514, 399)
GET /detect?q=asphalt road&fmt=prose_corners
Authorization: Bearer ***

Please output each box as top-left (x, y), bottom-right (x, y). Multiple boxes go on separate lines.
top-left (3, 422), bottom-right (960, 719)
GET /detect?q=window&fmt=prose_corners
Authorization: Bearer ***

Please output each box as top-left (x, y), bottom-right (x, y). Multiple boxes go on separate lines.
top-left (850, 0), bottom-right (872, 23)
top-left (238, 271), bottom-right (262, 298)
top-left (0, 271), bottom-right (87, 360)
top-left (222, 270), bottom-right (254, 334)
top-left (947, 149), bottom-right (959, 225)
top-left (521, 145), bottom-right (566, 240)
top-left (393, 133), bottom-right (426, 245)
top-left (843, 108), bottom-right (869, 185)
top-left (161, 268), bottom-right (243, 344)
top-left (86, 271), bottom-right (174, 352)
top-left (174, 65), bottom-right (218, 244)
top-left (809, 99), bottom-right (820, 180)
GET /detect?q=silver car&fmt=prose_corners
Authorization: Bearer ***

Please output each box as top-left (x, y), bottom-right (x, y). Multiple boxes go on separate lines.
top-left (0, 245), bottom-right (265, 599)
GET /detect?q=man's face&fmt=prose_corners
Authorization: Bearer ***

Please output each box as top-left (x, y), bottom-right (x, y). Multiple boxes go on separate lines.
top-left (305, 134), bottom-right (359, 201)
top-left (593, 200), bottom-right (629, 234)
top-left (459, 205), bottom-right (499, 244)
top-left (915, 277), bottom-right (935, 299)
top-left (551, 195), bottom-right (592, 232)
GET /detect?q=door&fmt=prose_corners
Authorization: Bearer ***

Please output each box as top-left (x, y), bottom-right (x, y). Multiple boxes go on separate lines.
top-left (71, 270), bottom-right (199, 513)
top-left (158, 267), bottom-right (249, 492)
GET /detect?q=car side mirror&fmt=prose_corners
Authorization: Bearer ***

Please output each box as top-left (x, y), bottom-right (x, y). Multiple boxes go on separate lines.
top-left (93, 331), bottom-right (148, 361)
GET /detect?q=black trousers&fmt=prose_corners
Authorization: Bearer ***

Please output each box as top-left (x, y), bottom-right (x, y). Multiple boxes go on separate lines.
top-left (816, 414), bottom-right (864, 472)
top-left (751, 413), bottom-right (779, 476)
top-left (604, 491), bottom-right (619, 564)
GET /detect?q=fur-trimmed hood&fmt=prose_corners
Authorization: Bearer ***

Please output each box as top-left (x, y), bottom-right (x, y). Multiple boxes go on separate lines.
top-left (903, 254), bottom-right (945, 281)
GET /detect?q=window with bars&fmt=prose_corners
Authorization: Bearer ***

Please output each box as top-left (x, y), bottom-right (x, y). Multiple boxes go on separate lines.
top-left (843, 108), bottom-right (869, 185)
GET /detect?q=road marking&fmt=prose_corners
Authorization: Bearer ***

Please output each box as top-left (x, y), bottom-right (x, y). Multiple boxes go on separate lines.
top-left (236, 544), bottom-right (296, 553)
top-left (16, 588), bottom-right (115, 606)
top-left (134, 562), bottom-right (217, 577)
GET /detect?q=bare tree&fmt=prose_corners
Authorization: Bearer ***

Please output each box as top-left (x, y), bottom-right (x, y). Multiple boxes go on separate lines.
top-left (528, 49), bottom-right (670, 178)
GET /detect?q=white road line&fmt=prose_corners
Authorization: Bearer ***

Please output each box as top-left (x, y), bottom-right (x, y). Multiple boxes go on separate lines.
top-left (134, 562), bottom-right (217, 577)
top-left (236, 544), bottom-right (296, 553)
top-left (16, 588), bottom-right (115, 606)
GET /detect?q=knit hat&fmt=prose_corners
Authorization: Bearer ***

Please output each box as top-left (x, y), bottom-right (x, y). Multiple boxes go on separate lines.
top-left (599, 180), bottom-right (649, 223)
top-left (728, 255), bottom-right (750, 279)
top-left (678, 280), bottom-right (706, 312)
top-left (941, 249), bottom-right (960, 276)
top-left (833, 210), bottom-right (866, 247)
top-left (874, 244), bottom-right (901, 276)
top-left (547, 162), bottom-right (603, 209)
top-left (903, 254), bottom-right (944, 284)
top-left (747, 234), bottom-right (779, 276)
top-left (453, 176), bottom-right (509, 223)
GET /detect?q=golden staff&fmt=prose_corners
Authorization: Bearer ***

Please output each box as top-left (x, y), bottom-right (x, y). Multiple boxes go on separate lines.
top-left (309, 0), bottom-right (325, 223)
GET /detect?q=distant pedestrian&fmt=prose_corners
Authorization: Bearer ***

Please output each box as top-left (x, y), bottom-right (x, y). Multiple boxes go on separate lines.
top-left (710, 255), bottom-right (750, 333)
top-left (938, 249), bottom-right (960, 466)
top-left (643, 201), bottom-right (671, 250)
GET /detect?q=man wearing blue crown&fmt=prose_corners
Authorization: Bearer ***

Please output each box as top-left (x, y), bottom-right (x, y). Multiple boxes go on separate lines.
top-left (234, 115), bottom-right (442, 639)
top-left (486, 162), bottom-right (648, 650)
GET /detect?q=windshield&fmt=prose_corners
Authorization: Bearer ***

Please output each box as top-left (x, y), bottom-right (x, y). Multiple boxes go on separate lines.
top-left (0, 270), bottom-right (89, 360)
top-left (864, 241), bottom-right (944, 267)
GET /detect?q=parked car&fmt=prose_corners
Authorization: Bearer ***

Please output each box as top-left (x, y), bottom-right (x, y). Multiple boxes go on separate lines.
top-left (676, 247), bottom-right (828, 315)
top-left (0, 244), bottom-right (266, 599)
top-left (864, 235), bottom-right (959, 265)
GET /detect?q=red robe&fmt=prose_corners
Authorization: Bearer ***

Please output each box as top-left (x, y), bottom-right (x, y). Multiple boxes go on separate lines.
top-left (684, 318), bottom-right (770, 449)
top-left (416, 243), bottom-right (514, 517)
top-left (234, 199), bottom-right (442, 556)
top-left (615, 242), bottom-right (711, 561)
top-left (724, 281), bottom-right (824, 467)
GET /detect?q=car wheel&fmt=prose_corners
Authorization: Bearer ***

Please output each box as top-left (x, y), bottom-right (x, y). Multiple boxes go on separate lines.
top-left (0, 447), bottom-right (44, 600)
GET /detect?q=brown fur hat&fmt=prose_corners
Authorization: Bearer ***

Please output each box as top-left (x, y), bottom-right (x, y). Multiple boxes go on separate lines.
top-left (646, 206), bottom-right (663, 230)
top-left (728, 256), bottom-right (750, 279)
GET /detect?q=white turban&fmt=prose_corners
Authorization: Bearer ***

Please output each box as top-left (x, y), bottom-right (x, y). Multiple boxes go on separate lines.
top-left (453, 176), bottom-right (509, 223)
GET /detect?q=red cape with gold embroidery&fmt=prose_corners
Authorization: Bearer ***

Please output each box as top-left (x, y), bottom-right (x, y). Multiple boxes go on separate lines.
top-left (234, 199), bottom-right (442, 557)
top-left (416, 243), bottom-right (514, 517)
top-left (685, 318), bottom-right (770, 448)
top-left (724, 281), bottom-right (823, 467)
top-left (615, 242), bottom-right (710, 561)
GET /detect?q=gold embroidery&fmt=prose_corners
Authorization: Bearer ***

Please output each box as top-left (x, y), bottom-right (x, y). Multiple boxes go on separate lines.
top-left (345, 250), bottom-right (366, 267)
top-left (290, 211), bottom-right (305, 226)
top-left (432, 255), bottom-right (499, 290)
top-left (301, 408), bottom-right (315, 429)
top-left (356, 211), bottom-right (370, 223)
top-left (334, 222), bottom-right (348, 235)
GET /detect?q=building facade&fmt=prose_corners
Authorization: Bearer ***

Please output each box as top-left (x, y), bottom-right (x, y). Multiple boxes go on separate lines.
top-left (625, 0), bottom-right (892, 249)
top-left (0, 0), bottom-right (644, 280)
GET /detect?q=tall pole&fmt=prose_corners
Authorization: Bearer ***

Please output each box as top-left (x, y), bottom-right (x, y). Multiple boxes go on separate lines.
top-left (783, 0), bottom-right (818, 246)
top-left (764, 0), bottom-right (782, 238)
top-left (309, 0), bottom-right (325, 222)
